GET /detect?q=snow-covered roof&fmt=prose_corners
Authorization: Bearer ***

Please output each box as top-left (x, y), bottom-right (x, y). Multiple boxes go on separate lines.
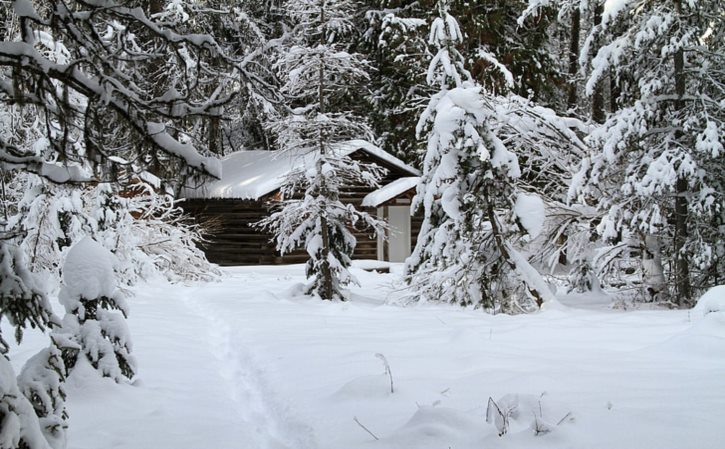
top-left (335, 140), bottom-right (419, 176)
top-left (362, 177), bottom-right (419, 208)
top-left (182, 141), bottom-right (419, 200)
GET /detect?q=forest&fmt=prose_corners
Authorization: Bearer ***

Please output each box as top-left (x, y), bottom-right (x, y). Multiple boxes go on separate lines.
top-left (0, 1), bottom-right (723, 448)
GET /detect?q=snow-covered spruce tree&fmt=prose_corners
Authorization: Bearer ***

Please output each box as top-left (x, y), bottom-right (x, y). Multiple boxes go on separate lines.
top-left (0, 358), bottom-right (52, 449)
top-left (359, 0), bottom-right (566, 164)
top-left (53, 237), bottom-right (135, 382)
top-left (17, 343), bottom-right (67, 449)
top-left (404, 0), bottom-right (556, 311)
top-left (519, 0), bottom-right (594, 114)
top-left (570, 0), bottom-right (724, 305)
top-left (360, 1), bottom-right (430, 163)
top-left (0, 235), bottom-right (56, 449)
top-left (261, 0), bottom-right (385, 300)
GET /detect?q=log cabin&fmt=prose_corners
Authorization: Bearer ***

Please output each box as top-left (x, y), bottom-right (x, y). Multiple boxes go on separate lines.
top-left (180, 140), bottom-right (422, 266)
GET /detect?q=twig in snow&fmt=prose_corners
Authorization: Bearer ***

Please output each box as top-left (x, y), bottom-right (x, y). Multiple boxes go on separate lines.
top-left (353, 416), bottom-right (380, 441)
top-left (556, 411), bottom-right (573, 426)
top-left (486, 397), bottom-right (509, 436)
top-left (532, 412), bottom-right (551, 436)
top-left (375, 353), bottom-right (394, 394)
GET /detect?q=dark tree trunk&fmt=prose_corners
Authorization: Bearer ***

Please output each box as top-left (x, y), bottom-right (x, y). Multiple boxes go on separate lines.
top-left (591, 2), bottom-right (606, 124)
top-left (146, 0), bottom-right (164, 16)
top-left (208, 116), bottom-right (221, 155)
top-left (567, 7), bottom-right (581, 111)
top-left (317, 0), bottom-right (334, 300)
top-left (319, 212), bottom-right (334, 300)
top-left (609, 72), bottom-right (621, 112)
top-left (672, 2), bottom-right (692, 305)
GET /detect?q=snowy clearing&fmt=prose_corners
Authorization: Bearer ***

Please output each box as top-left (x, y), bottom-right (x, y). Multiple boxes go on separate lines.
top-left (8, 264), bottom-right (725, 449)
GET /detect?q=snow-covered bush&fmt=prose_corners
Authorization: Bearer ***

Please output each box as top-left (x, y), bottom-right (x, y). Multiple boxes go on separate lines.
top-left (0, 356), bottom-right (52, 449)
top-left (693, 285), bottom-right (725, 321)
top-left (7, 174), bottom-right (218, 292)
top-left (53, 237), bottom-right (135, 382)
top-left (17, 344), bottom-right (67, 449)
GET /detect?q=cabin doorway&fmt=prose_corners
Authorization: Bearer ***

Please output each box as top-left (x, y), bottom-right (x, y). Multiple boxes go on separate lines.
top-left (387, 206), bottom-right (411, 262)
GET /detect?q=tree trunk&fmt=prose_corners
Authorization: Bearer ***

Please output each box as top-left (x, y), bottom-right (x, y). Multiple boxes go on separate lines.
top-left (146, 0), bottom-right (164, 16)
top-left (591, 2), bottom-right (606, 124)
top-left (672, 0), bottom-right (692, 306)
top-left (641, 234), bottom-right (666, 301)
top-left (319, 213), bottom-right (333, 300)
top-left (316, 0), bottom-right (334, 300)
top-left (566, 7), bottom-right (581, 112)
top-left (484, 183), bottom-right (545, 308)
top-left (208, 116), bottom-right (221, 155)
top-left (609, 72), bottom-right (621, 112)
top-left (674, 176), bottom-right (692, 305)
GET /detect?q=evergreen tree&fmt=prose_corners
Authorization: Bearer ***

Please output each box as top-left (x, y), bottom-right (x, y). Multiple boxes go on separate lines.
top-left (360, 1), bottom-right (430, 162)
top-left (405, 0), bottom-right (559, 311)
top-left (53, 237), bottom-right (135, 382)
top-left (17, 344), bottom-right (67, 449)
top-left (359, 0), bottom-right (564, 164)
top-left (571, 0), bottom-right (724, 305)
top-left (261, 0), bottom-right (385, 300)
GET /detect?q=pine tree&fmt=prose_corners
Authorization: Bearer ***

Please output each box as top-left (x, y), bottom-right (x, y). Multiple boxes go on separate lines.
top-left (17, 343), bottom-right (68, 449)
top-left (0, 237), bottom-right (55, 449)
top-left (571, 0), bottom-right (724, 305)
top-left (261, 0), bottom-right (385, 300)
top-left (358, 0), bottom-right (566, 165)
top-left (0, 355), bottom-right (52, 449)
top-left (405, 0), bottom-right (560, 311)
top-left (360, 0), bottom-right (430, 163)
top-left (53, 237), bottom-right (135, 382)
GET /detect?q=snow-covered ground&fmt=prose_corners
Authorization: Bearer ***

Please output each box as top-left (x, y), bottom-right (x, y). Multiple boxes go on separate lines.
top-left (8, 264), bottom-right (725, 449)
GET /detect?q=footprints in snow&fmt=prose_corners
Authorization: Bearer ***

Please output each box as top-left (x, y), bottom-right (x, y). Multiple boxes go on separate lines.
top-left (181, 292), bottom-right (317, 449)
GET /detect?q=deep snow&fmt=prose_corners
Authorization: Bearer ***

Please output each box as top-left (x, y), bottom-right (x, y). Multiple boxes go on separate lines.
top-left (7, 264), bottom-right (725, 449)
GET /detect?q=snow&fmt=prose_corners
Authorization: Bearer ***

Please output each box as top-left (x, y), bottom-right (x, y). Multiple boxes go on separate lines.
top-left (334, 140), bottom-right (421, 177)
top-left (182, 150), bottom-right (311, 200)
top-left (6, 265), bottom-right (725, 449)
top-left (693, 285), bottom-right (725, 320)
top-left (506, 243), bottom-right (558, 307)
top-left (513, 192), bottom-right (546, 240)
top-left (37, 163), bottom-right (92, 184)
top-left (602, 0), bottom-right (635, 27)
top-left (362, 177), bottom-right (419, 207)
top-left (61, 237), bottom-right (116, 300)
top-left (12, 0), bottom-right (41, 21)
top-left (182, 141), bottom-right (419, 200)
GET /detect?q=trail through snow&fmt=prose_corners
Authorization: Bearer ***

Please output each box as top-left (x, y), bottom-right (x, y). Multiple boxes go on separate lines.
top-left (180, 287), bottom-right (317, 449)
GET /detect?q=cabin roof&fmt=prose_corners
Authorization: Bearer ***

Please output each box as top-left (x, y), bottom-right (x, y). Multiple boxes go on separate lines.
top-left (362, 176), bottom-right (419, 208)
top-left (182, 140), bottom-right (419, 200)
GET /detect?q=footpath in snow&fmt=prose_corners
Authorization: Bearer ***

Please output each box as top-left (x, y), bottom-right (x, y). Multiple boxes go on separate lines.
top-left (9, 263), bottom-right (725, 449)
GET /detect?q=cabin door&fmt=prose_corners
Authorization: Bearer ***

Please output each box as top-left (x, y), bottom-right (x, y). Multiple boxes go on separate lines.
top-left (387, 205), bottom-right (411, 263)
